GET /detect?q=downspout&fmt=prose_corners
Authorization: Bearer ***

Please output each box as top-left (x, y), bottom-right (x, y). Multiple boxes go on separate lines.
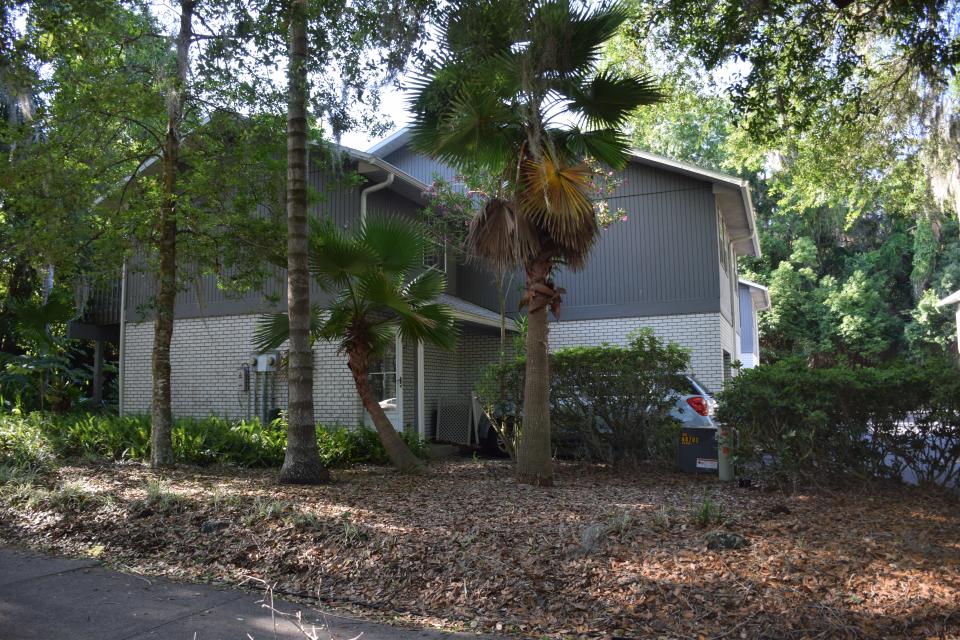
top-left (356, 171), bottom-right (394, 425)
top-left (118, 258), bottom-right (128, 416)
top-left (360, 173), bottom-right (394, 224)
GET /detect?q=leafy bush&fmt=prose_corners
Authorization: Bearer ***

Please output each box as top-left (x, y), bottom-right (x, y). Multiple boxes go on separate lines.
top-left (317, 424), bottom-right (428, 467)
top-left (0, 412), bottom-right (428, 470)
top-left (477, 329), bottom-right (690, 464)
top-left (717, 358), bottom-right (960, 486)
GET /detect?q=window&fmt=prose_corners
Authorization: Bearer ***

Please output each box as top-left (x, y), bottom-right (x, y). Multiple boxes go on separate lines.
top-left (722, 350), bottom-right (733, 383)
top-left (718, 211), bottom-right (730, 273)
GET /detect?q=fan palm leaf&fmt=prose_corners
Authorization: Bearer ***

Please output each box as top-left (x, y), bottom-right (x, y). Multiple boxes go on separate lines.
top-left (255, 215), bottom-right (457, 475)
top-left (518, 153), bottom-right (597, 265)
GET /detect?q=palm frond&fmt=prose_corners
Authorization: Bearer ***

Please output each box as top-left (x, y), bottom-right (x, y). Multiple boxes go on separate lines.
top-left (442, 0), bottom-right (526, 60)
top-left (397, 303), bottom-right (459, 351)
top-left (466, 196), bottom-right (538, 274)
top-left (360, 216), bottom-right (428, 275)
top-left (517, 153), bottom-right (598, 264)
top-left (529, 0), bottom-right (629, 77)
top-left (317, 300), bottom-right (354, 343)
top-left (554, 126), bottom-right (633, 169)
top-left (565, 71), bottom-right (665, 128)
top-left (253, 307), bottom-right (322, 353)
top-left (403, 268), bottom-right (447, 305)
top-left (307, 219), bottom-right (378, 290)
top-left (357, 271), bottom-right (418, 318)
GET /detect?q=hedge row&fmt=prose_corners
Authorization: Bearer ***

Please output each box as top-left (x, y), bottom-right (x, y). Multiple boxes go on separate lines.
top-left (717, 358), bottom-right (960, 486)
top-left (0, 411), bottom-right (427, 471)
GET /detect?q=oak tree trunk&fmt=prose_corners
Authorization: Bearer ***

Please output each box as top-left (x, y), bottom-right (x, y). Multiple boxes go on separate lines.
top-left (280, 0), bottom-right (328, 484)
top-left (516, 257), bottom-right (553, 486)
top-left (348, 347), bottom-right (426, 475)
top-left (150, 0), bottom-right (194, 468)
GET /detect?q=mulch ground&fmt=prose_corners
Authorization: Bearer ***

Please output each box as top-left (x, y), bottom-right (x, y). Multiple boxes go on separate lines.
top-left (1, 458), bottom-right (958, 639)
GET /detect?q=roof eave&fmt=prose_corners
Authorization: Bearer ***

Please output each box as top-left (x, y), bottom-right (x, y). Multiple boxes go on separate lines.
top-left (628, 150), bottom-right (760, 258)
top-left (739, 278), bottom-right (771, 310)
top-left (937, 289), bottom-right (960, 307)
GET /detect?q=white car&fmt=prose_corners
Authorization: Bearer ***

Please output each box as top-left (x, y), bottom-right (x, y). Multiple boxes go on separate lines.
top-left (669, 375), bottom-right (717, 428)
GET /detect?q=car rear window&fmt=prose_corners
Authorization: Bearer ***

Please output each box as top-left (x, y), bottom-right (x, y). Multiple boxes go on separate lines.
top-left (675, 376), bottom-right (703, 395)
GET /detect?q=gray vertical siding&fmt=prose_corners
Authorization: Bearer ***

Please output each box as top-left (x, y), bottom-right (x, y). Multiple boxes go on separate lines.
top-left (382, 146), bottom-right (458, 185)
top-left (127, 155), bottom-right (426, 321)
top-left (547, 161), bottom-right (721, 320)
top-left (124, 146), bottom-right (730, 326)
top-left (454, 161), bottom-right (725, 320)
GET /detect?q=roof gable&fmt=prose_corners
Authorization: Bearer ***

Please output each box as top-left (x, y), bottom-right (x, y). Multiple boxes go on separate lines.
top-left (367, 128), bottom-right (760, 257)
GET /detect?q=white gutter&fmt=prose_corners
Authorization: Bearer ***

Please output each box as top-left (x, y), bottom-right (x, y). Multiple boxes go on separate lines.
top-left (359, 173), bottom-right (395, 224)
top-left (118, 257), bottom-right (128, 416)
top-left (451, 309), bottom-right (518, 331)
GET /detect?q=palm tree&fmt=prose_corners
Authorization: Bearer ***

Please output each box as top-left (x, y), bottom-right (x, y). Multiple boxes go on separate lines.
top-left (409, 0), bottom-right (663, 486)
top-left (280, 0), bottom-right (329, 484)
top-left (254, 216), bottom-right (457, 475)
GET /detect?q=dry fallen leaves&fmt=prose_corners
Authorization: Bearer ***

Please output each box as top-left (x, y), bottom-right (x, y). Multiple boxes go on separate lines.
top-left (1, 458), bottom-right (958, 639)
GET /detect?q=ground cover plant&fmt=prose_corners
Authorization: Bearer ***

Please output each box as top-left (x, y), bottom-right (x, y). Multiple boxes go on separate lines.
top-left (0, 411), bottom-right (427, 470)
top-left (0, 458), bottom-right (957, 638)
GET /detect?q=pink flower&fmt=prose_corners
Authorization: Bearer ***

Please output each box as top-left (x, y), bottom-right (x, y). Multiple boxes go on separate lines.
top-left (621, 215), bottom-right (629, 222)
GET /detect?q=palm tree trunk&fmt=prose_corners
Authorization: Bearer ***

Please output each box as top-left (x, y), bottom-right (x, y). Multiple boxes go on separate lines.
top-left (150, 0), bottom-right (194, 468)
top-left (280, 0), bottom-right (328, 484)
top-left (517, 256), bottom-right (553, 486)
top-left (348, 347), bottom-right (426, 475)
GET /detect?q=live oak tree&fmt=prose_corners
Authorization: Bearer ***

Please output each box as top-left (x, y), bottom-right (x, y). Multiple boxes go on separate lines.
top-left (606, 16), bottom-right (960, 364)
top-left (410, 0), bottom-right (662, 485)
top-left (2, 2), bottom-right (288, 449)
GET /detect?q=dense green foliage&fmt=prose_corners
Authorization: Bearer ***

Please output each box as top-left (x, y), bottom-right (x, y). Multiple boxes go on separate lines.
top-left (476, 329), bottom-right (689, 464)
top-left (718, 360), bottom-right (960, 486)
top-left (641, 0), bottom-right (959, 142)
top-left (607, 57), bottom-right (960, 363)
top-left (0, 412), bottom-right (427, 471)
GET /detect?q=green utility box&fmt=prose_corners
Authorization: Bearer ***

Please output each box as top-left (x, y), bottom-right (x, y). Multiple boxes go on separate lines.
top-left (677, 427), bottom-right (719, 474)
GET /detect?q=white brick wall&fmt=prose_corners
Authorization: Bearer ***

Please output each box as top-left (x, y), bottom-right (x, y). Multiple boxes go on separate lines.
top-left (421, 328), bottom-right (503, 439)
top-left (548, 313), bottom-right (726, 393)
top-left (122, 315), bottom-right (504, 431)
top-left (123, 314), bottom-right (361, 424)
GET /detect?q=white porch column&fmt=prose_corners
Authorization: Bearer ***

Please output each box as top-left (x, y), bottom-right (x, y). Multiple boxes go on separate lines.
top-left (417, 340), bottom-right (426, 439)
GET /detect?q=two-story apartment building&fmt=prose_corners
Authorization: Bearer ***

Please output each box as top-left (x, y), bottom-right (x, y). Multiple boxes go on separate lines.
top-left (372, 129), bottom-right (760, 391)
top-left (73, 129), bottom-right (762, 441)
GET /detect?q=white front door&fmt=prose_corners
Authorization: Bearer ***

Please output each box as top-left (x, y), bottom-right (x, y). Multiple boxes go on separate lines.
top-left (365, 333), bottom-right (403, 430)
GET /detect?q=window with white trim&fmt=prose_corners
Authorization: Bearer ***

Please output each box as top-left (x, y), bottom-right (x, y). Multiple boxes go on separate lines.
top-left (718, 211), bottom-right (730, 273)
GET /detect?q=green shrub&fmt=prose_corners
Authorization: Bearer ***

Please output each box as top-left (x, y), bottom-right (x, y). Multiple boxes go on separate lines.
top-left (477, 328), bottom-right (690, 465)
top-left (316, 424), bottom-right (428, 467)
top-left (717, 358), bottom-right (960, 486)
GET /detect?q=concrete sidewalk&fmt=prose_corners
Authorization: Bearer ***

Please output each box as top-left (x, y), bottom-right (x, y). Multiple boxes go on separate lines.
top-left (0, 547), bottom-right (487, 640)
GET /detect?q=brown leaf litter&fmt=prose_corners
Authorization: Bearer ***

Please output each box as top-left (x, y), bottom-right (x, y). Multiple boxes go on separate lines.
top-left (1, 459), bottom-right (958, 639)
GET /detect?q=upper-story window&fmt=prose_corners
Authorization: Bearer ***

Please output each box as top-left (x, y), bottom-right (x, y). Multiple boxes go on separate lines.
top-left (718, 211), bottom-right (730, 273)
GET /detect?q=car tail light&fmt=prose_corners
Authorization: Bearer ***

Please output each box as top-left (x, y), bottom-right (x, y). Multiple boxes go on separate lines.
top-left (686, 396), bottom-right (709, 416)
